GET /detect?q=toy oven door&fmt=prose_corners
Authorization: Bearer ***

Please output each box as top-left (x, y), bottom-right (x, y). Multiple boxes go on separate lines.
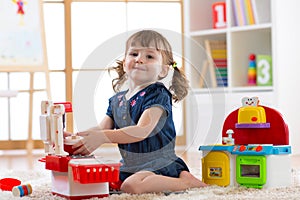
top-left (236, 155), bottom-right (266, 188)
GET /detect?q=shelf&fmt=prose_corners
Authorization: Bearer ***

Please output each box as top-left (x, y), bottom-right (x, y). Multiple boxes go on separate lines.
top-left (229, 23), bottom-right (272, 32)
top-left (190, 23), bottom-right (271, 37)
top-left (185, 0), bottom-right (273, 90)
top-left (230, 86), bottom-right (273, 92)
top-left (190, 29), bottom-right (227, 37)
top-left (191, 87), bottom-right (228, 95)
top-left (191, 86), bottom-right (273, 95)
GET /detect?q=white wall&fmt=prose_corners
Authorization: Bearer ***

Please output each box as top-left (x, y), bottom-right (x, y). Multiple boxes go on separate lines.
top-left (274, 0), bottom-right (300, 155)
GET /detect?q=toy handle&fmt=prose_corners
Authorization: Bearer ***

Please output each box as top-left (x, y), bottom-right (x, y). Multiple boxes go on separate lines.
top-left (38, 157), bottom-right (46, 163)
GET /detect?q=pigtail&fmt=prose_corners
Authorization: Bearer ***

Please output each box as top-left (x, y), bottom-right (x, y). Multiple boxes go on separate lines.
top-left (109, 60), bottom-right (127, 92)
top-left (169, 62), bottom-right (189, 103)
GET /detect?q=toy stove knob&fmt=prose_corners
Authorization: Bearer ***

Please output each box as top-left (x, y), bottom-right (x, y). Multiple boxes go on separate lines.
top-left (239, 145), bottom-right (246, 152)
top-left (256, 145), bottom-right (263, 152)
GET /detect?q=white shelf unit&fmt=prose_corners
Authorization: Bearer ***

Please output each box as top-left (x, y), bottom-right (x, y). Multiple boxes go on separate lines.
top-left (183, 0), bottom-right (276, 149)
top-left (185, 0), bottom-right (273, 90)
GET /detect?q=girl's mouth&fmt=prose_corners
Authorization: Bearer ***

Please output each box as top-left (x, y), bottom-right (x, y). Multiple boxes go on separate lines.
top-left (133, 66), bottom-right (146, 71)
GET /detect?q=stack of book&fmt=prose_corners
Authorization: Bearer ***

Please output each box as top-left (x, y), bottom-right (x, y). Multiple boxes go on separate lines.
top-left (232, 0), bottom-right (270, 26)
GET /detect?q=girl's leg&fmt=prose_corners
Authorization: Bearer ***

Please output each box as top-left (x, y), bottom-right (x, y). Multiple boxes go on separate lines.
top-left (120, 170), bottom-right (207, 194)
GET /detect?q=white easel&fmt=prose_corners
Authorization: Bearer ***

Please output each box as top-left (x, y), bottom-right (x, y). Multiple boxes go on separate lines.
top-left (0, 0), bottom-right (50, 152)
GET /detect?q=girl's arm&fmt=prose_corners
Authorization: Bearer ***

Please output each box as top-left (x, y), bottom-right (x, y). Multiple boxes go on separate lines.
top-left (87, 115), bottom-right (115, 131)
top-left (64, 115), bottom-right (114, 137)
top-left (73, 106), bottom-right (164, 155)
top-left (105, 106), bottom-right (164, 143)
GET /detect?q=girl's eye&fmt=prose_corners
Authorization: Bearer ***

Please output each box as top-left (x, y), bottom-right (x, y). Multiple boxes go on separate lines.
top-left (130, 52), bottom-right (138, 57)
top-left (146, 55), bottom-right (154, 59)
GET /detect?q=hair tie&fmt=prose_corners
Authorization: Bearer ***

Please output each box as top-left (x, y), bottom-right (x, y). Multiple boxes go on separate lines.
top-left (172, 62), bottom-right (177, 69)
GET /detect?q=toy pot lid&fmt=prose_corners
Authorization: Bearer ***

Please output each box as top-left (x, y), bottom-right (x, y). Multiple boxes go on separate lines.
top-left (0, 178), bottom-right (21, 191)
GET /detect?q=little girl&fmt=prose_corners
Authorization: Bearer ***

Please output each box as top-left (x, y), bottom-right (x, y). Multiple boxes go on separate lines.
top-left (72, 30), bottom-right (207, 194)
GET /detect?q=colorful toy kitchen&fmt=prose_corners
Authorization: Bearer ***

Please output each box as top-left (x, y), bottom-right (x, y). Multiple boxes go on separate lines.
top-left (199, 97), bottom-right (292, 189)
top-left (39, 101), bottom-right (121, 200)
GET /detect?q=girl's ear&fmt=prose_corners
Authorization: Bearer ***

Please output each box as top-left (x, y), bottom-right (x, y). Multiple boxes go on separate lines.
top-left (158, 64), bottom-right (169, 79)
top-left (122, 59), bottom-right (127, 72)
top-left (122, 59), bottom-right (125, 67)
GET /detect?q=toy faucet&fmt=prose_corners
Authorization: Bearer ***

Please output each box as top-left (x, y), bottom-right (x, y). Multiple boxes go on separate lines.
top-left (40, 100), bottom-right (54, 154)
top-left (223, 129), bottom-right (234, 145)
top-left (50, 104), bottom-right (68, 156)
top-left (40, 100), bottom-right (68, 156)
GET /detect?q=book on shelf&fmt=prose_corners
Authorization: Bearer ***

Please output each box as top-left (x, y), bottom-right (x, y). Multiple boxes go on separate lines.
top-left (231, 0), bottom-right (270, 26)
top-left (245, 0), bottom-right (255, 24)
top-left (232, 0), bottom-right (246, 26)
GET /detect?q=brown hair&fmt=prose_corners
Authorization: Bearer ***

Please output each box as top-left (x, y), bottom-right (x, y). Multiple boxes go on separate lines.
top-left (109, 30), bottom-right (189, 102)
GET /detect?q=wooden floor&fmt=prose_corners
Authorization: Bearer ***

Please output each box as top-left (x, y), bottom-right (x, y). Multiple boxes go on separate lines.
top-left (1, 148), bottom-right (300, 172)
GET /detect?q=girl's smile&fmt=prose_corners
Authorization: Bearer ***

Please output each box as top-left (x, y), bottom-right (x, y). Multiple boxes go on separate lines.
top-left (133, 64), bottom-right (147, 71)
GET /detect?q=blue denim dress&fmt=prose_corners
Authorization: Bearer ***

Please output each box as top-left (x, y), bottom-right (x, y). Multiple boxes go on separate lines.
top-left (106, 82), bottom-right (189, 181)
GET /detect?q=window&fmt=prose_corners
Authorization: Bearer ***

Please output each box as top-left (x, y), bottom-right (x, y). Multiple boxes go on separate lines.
top-left (0, 0), bottom-right (184, 147)
top-left (70, 1), bottom-right (183, 137)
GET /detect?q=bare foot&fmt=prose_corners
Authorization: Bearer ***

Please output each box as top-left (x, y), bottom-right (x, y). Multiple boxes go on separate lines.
top-left (179, 171), bottom-right (208, 188)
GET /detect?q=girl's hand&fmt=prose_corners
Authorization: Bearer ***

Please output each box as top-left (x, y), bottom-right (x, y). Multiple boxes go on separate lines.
top-left (72, 130), bottom-right (107, 155)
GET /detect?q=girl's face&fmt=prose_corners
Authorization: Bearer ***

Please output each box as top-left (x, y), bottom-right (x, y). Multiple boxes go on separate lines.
top-left (123, 46), bottom-right (168, 85)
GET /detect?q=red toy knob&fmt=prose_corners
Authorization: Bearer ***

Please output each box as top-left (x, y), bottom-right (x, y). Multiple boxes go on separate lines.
top-left (239, 145), bottom-right (246, 152)
top-left (256, 145), bottom-right (263, 152)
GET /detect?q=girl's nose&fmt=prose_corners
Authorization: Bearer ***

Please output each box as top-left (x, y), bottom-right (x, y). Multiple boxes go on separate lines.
top-left (135, 55), bottom-right (144, 64)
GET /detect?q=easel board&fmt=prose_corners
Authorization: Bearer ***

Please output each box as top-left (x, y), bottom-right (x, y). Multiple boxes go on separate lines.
top-left (0, 0), bottom-right (47, 72)
top-left (0, 0), bottom-right (50, 152)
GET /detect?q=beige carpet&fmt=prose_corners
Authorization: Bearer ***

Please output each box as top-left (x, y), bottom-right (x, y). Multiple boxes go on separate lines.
top-left (1, 170), bottom-right (300, 200)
